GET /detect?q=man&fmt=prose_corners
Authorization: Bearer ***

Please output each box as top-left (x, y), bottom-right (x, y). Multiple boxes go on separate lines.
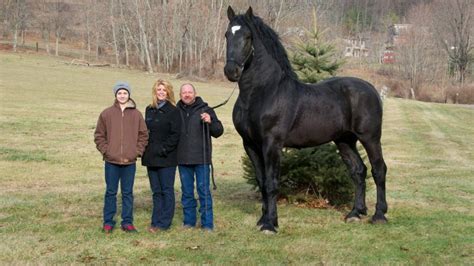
top-left (94, 81), bottom-right (148, 233)
top-left (176, 83), bottom-right (224, 231)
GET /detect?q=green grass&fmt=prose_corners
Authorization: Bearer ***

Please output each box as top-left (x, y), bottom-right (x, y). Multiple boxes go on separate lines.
top-left (1, 52), bottom-right (473, 264)
top-left (0, 147), bottom-right (49, 162)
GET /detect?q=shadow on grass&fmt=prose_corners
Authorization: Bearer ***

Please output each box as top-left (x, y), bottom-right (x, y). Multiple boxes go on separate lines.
top-left (131, 178), bottom-right (260, 217)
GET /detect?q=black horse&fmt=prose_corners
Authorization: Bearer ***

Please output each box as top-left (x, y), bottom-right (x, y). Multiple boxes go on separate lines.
top-left (224, 6), bottom-right (388, 233)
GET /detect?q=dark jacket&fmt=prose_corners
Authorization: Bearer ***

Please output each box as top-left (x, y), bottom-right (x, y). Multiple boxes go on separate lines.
top-left (94, 99), bottom-right (148, 165)
top-left (177, 97), bottom-right (224, 165)
top-left (142, 101), bottom-right (181, 167)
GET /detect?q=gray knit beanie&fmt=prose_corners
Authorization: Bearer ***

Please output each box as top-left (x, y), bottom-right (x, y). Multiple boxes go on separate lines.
top-left (113, 81), bottom-right (131, 96)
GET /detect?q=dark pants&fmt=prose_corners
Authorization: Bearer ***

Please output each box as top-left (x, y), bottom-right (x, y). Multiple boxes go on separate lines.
top-left (147, 166), bottom-right (176, 229)
top-left (103, 162), bottom-right (136, 227)
top-left (178, 164), bottom-right (213, 229)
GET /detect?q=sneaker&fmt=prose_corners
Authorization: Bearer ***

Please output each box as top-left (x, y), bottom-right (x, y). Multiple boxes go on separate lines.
top-left (121, 224), bottom-right (138, 233)
top-left (182, 224), bottom-right (195, 230)
top-left (202, 227), bottom-right (213, 232)
top-left (102, 225), bottom-right (114, 234)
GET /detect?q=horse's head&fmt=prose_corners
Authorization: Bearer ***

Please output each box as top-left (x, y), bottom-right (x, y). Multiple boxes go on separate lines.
top-left (224, 6), bottom-right (254, 82)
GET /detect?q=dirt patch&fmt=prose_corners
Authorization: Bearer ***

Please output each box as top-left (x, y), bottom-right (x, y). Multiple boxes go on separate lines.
top-left (278, 197), bottom-right (333, 209)
top-left (0, 43), bottom-right (13, 51)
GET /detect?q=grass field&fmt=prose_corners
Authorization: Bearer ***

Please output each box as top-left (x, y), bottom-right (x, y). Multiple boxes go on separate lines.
top-left (1, 52), bottom-right (473, 264)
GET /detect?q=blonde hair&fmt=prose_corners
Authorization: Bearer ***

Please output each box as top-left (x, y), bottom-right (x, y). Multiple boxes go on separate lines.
top-left (151, 79), bottom-right (176, 107)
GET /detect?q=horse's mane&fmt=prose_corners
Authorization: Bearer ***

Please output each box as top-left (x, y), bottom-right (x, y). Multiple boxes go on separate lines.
top-left (238, 14), bottom-right (298, 80)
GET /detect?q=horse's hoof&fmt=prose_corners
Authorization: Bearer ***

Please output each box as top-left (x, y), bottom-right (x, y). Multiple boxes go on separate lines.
top-left (345, 216), bottom-right (362, 223)
top-left (345, 211), bottom-right (361, 223)
top-left (370, 214), bottom-right (388, 224)
top-left (262, 229), bottom-right (277, 235)
top-left (370, 219), bottom-right (387, 224)
top-left (260, 224), bottom-right (277, 234)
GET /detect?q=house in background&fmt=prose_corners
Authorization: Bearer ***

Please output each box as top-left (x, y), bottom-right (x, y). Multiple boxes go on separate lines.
top-left (343, 36), bottom-right (369, 58)
top-left (381, 47), bottom-right (396, 64)
top-left (388, 24), bottom-right (411, 46)
top-left (382, 24), bottom-right (411, 64)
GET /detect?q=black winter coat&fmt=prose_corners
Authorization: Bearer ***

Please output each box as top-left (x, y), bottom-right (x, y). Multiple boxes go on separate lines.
top-left (177, 97), bottom-right (224, 165)
top-left (142, 101), bottom-right (181, 167)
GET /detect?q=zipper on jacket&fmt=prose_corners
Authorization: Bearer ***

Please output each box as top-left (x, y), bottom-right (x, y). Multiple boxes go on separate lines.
top-left (121, 110), bottom-right (124, 163)
top-left (185, 112), bottom-right (190, 136)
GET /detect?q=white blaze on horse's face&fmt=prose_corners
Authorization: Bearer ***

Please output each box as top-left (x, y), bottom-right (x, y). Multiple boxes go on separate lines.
top-left (224, 22), bottom-right (250, 82)
top-left (231, 25), bottom-right (241, 35)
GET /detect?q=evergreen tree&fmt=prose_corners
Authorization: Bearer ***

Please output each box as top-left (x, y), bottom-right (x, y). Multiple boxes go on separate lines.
top-left (291, 9), bottom-right (344, 84)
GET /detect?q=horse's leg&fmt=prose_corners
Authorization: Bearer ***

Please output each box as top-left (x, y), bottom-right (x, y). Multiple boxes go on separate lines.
top-left (336, 139), bottom-right (368, 222)
top-left (360, 140), bottom-right (388, 224)
top-left (243, 143), bottom-right (267, 228)
top-left (260, 139), bottom-right (281, 232)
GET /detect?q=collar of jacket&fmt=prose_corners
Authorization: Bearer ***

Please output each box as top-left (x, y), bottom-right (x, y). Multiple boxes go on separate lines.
top-left (177, 97), bottom-right (207, 111)
top-left (149, 101), bottom-right (175, 112)
top-left (114, 98), bottom-right (137, 110)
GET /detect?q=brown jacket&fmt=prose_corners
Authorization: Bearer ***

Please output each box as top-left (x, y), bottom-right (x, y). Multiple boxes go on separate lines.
top-left (94, 99), bottom-right (148, 165)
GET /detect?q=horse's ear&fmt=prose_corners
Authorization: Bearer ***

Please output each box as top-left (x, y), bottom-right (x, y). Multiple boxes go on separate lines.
top-left (227, 6), bottom-right (235, 20)
top-left (245, 6), bottom-right (253, 19)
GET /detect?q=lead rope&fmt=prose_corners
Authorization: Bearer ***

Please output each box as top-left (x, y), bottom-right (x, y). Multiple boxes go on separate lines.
top-left (201, 120), bottom-right (216, 191)
top-left (205, 46), bottom-right (253, 193)
top-left (202, 120), bottom-right (211, 229)
top-left (212, 45), bottom-right (253, 110)
top-left (207, 69), bottom-right (239, 192)
top-left (196, 47), bottom-right (254, 228)
top-left (211, 83), bottom-right (238, 110)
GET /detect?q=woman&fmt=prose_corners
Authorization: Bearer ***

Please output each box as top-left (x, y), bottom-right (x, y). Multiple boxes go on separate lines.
top-left (94, 81), bottom-right (148, 234)
top-left (142, 79), bottom-right (181, 232)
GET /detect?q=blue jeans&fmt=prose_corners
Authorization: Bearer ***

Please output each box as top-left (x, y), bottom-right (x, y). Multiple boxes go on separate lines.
top-left (178, 164), bottom-right (213, 229)
top-left (147, 166), bottom-right (176, 229)
top-left (103, 162), bottom-right (136, 227)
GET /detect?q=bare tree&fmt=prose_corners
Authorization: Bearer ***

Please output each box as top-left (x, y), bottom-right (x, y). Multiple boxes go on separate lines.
top-left (86, 0), bottom-right (109, 61)
top-left (33, 0), bottom-right (52, 54)
top-left (434, 0), bottom-right (473, 84)
top-left (134, 0), bottom-right (152, 72)
top-left (118, 0), bottom-right (130, 66)
top-left (212, 0), bottom-right (224, 67)
top-left (6, 0), bottom-right (29, 52)
top-left (51, 1), bottom-right (71, 56)
top-left (77, 1), bottom-right (93, 59)
top-left (0, 1), bottom-right (9, 38)
top-left (396, 4), bottom-right (436, 97)
top-left (110, 0), bottom-right (120, 65)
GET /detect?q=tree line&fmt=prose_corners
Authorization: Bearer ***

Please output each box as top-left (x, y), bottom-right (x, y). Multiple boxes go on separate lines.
top-left (1, 0), bottom-right (472, 96)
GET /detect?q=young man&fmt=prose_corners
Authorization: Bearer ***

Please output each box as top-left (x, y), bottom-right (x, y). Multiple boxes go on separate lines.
top-left (94, 81), bottom-right (148, 233)
top-left (176, 83), bottom-right (224, 231)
